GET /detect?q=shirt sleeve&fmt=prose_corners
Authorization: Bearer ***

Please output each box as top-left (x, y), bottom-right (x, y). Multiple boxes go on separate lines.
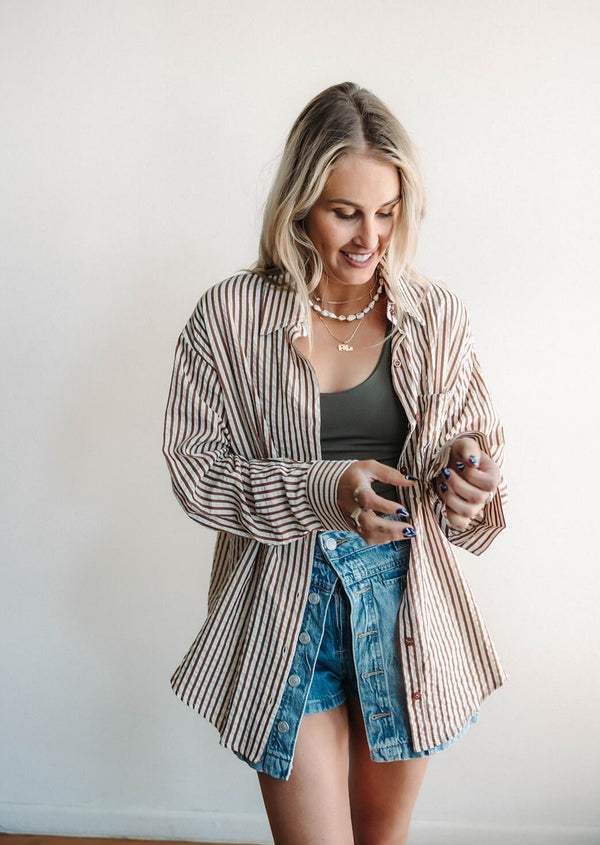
top-left (162, 308), bottom-right (353, 544)
top-left (424, 299), bottom-right (507, 555)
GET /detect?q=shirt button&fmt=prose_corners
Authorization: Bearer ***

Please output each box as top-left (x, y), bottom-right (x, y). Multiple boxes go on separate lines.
top-left (325, 537), bottom-right (337, 550)
top-left (404, 637), bottom-right (414, 646)
top-left (393, 359), bottom-right (401, 368)
top-left (298, 631), bottom-right (311, 644)
top-left (412, 691), bottom-right (422, 701)
top-left (308, 592), bottom-right (320, 605)
top-left (400, 466), bottom-right (408, 474)
top-left (277, 720), bottom-right (290, 733)
top-left (288, 674), bottom-right (301, 687)
top-left (415, 412), bottom-right (421, 421)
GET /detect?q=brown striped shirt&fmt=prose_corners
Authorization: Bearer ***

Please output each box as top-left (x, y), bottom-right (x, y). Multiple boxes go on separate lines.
top-left (163, 272), bottom-right (507, 760)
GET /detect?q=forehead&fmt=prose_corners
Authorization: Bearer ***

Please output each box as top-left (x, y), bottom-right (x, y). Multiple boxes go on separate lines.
top-left (321, 153), bottom-right (400, 203)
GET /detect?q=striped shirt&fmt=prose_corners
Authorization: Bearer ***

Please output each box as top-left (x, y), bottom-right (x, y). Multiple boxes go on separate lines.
top-left (163, 272), bottom-right (507, 760)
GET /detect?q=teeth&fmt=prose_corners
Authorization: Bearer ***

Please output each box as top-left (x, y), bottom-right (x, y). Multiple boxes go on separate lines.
top-left (345, 252), bottom-right (372, 263)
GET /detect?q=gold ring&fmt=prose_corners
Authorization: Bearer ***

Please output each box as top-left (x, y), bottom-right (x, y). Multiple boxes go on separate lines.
top-left (350, 506), bottom-right (362, 530)
top-left (352, 484), bottom-right (371, 504)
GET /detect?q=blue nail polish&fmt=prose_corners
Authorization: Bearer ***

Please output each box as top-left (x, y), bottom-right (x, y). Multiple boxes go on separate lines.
top-left (439, 481), bottom-right (448, 493)
top-left (469, 455), bottom-right (479, 467)
top-left (441, 467), bottom-right (451, 479)
top-left (402, 527), bottom-right (417, 538)
top-left (396, 507), bottom-right (410, 517)
top-left (407, 475), bottom-right (419, 482)
top-left (456, 461), bottom-right (465, 471)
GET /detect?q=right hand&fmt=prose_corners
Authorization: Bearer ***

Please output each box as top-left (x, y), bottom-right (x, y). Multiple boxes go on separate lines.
top-left (337, 460), bottom-right (418, 546)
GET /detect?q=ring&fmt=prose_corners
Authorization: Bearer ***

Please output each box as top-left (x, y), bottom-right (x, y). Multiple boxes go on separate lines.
top-left (352, 484), bottom-right (371, 504)
top-left (350, 506), bottom-right (363, 530)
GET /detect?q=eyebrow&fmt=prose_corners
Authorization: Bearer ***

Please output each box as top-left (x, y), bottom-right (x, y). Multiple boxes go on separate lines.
top-left (326, 195), bottom-right (401, 208)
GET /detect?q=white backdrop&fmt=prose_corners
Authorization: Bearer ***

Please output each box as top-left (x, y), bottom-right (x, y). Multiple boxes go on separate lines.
top-left (1, 1), bottom-right (599, 843)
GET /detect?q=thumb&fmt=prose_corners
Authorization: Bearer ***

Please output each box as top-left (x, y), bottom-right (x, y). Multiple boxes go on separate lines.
top-left (451, 435), bottom-right (481, 469)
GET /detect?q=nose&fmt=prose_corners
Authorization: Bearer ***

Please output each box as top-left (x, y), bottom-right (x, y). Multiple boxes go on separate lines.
top-left (354, 216), bottom-right (379, 251)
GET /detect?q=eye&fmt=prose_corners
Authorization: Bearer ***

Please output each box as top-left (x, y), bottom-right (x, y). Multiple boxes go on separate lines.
top-left (334, 210), bottom-right (357, 220)
top-left (378, 201), bottom-right (400, 219)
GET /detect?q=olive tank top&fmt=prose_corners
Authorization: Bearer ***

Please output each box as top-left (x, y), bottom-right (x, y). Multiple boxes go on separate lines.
top-left (319, 339), bottom-right (409, 502)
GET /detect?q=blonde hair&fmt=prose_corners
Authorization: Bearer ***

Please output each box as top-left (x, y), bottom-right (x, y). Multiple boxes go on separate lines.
top-left (255, 82), bottom-right (429, 320)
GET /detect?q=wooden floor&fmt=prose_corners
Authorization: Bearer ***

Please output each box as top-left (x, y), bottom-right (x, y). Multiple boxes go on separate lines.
top-left (0, 838), bottom-right (243, 845)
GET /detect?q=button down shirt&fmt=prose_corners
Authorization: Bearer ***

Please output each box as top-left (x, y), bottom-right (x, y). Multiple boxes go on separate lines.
top-left (163, 272), bottom-right (507, 761)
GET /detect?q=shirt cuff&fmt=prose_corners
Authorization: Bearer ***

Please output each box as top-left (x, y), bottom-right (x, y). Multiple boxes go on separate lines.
top-left (306, 460), bottom-right (356, 531)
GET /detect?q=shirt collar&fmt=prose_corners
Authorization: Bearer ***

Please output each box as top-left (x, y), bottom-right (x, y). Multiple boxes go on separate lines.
top-left (386, 276), bottom-right (426, 326)
top-left (258, 278), bottom-right (304, 335)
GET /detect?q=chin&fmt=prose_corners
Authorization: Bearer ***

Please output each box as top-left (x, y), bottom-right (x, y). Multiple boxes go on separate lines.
top-left (337, 267), bottom-right (378, 285)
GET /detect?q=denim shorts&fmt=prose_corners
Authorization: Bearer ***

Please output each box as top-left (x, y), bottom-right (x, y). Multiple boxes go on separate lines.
top-left (239, 528), bottom-right (477, 780)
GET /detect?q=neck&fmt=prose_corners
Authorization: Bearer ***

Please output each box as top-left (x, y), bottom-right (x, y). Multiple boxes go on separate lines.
top-left (315, 276), bottom-right (376, 315)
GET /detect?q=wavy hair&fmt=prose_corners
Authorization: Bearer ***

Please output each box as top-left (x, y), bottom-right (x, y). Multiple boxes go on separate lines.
top-left (255, 82), bottom-right (428, 320)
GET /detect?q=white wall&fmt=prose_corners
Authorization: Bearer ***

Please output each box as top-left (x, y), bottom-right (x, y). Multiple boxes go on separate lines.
top-left (1, 1), bottom-right (599, 843)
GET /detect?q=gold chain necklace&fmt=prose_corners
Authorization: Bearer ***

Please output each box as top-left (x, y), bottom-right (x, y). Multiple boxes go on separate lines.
top-left (312, 281), bottom-right (375, 305)
top-left (309, 280), bottom-right (384, 322)
top-left (317, 312), bottom-right (364, 351)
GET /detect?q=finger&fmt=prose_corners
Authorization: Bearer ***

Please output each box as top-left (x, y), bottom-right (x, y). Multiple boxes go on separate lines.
top-left (443, 506), bottom-right (472, 532)
top-left (354, 460), bottom-right (418, 489)
top-left (475, 452), bottom-right (501, 488)
top-left (436, 476), bottom-right (487, 521)
top-left (451, 436), bottom-right (482, 470)
top-left (352, 484), bottom-right (372, 503)
top-left (357, 510), bottom-right (417, 545)
top-left (438, 467), bottom-right (490, 504)
top-left (440, 486), bottom-right (486, 520)
top-left (448, 460), bottom-right (498, 494)
top-left (450, 443), bottom-right (500, 491)
top-left (354, 485), bottom-right (411, 519)
top-left (455, 467), bottom-right (496, 493)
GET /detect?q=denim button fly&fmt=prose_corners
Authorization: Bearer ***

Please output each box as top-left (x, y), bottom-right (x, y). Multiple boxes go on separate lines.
top-left (238, 527), bottom-right (478, 780)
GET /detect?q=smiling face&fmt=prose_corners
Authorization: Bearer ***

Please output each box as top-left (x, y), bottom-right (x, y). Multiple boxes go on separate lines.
top-left (304, 153), bottom-right (401, 293)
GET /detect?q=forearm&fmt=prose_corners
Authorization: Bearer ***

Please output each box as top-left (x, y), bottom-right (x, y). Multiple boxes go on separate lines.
top-left (164, 444), bottom-right (354, 543)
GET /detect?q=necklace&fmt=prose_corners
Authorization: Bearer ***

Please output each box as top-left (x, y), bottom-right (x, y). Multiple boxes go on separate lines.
top-left (311, 282), bottom-right (375, 305)
top-left (309, 280), bottom-right (383, 322)
top-left (317, 312), bottom-right (364, 351)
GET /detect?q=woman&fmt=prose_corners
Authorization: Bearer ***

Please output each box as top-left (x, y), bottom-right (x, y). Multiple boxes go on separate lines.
top-left (163, 82), bottom-right (507, 845)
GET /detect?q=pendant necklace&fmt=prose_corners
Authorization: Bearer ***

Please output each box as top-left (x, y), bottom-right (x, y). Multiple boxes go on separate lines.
top-left (317, 312), bottom-right (364, 351)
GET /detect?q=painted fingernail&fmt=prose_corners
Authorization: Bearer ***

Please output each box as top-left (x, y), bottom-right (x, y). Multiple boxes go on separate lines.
top-left (406, 475), bottom-right (420, 482)
top-left (439, 481), bottom-right (448, 493)
top-left (469, 455), bottom-right (479, 467)
top-left (456, 461), bottom-right (465, 471)
top-left (402, 527), bottom-right (417, 538)
top-left (441, 467), bottom-right (451, 479)
top-left (396, 507), bottom-right (410, 517)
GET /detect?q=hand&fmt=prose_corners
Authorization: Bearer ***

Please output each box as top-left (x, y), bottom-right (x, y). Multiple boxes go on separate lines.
top-left (337, 460), bottom-right (417, 545)
top-left (436, 436), bottom-right (500, 531)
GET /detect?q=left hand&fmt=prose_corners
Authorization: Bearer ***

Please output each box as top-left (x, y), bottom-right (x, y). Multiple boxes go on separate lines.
top-left (436, 436), bottom-right (500, 531)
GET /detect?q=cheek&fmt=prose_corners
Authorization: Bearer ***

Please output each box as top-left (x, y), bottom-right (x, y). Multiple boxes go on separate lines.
top-left (382, 216), bottom-right (398, 243)
top-left (307, 216), bottom-right (343, 252)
